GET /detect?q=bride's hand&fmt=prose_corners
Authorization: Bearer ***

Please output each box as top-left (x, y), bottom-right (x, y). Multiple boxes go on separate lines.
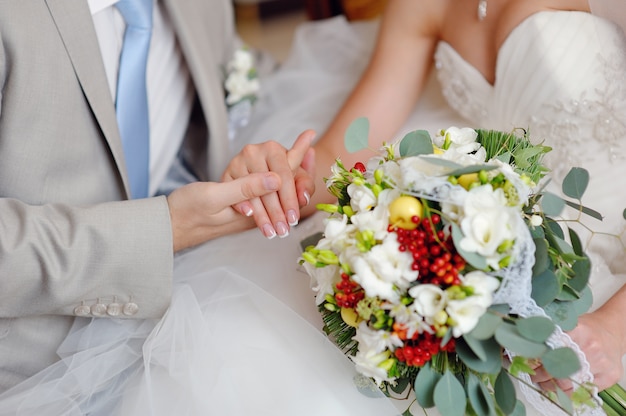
top-left (222, 130), bottom-right (316, 239)
top-left (167, 172), bottom-right (282, 252)
top-left (531, 295), bottom-right (626, 393)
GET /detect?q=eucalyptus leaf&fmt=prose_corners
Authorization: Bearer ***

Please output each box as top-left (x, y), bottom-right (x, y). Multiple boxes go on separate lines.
top-left (344, 117), bottom-right (370, 153)
top-left (543, 300), bottom-right (578, 331)
top-left (515, 317), bottom-right (556, 343)
top-left (545, 218), bottom-right (565, 240)
top-left (494, 369), bottom-right (516, 414)
top-left (541, 192), bottom-right (566, 217)
top-left (467, 373), bottom-right (496, 416)
top-left (557, 387), bottom-right (575, 414)
top-left (543, 347), bottom-right (581, 379)
top-left (469, 312), bottom-right (503, 340)
top-left (573, 286), bottom-right (593, 316)
top-left (568, 228), bottom-right (584, 256)
top-left (434, 371), bottom-right (467, 416)
top-left (511, 400), bottom-right (526, 416)
top-left (569, 257), bottom-right (591, 292)
top-left (414, 362), bottom-right (441, 408)
top-left (532, 238), bottom-right (549, 275)
top-left (623, 208), bottom-right (626, 220)
top-left (419, 156), bottom-right (463, 170)
top-left (488, 304), bottom-right (510, 315)
top-left (451, 224), bottom-right (488, 270)
top-left (456, 336), bottom-right (502, 374)
top-left (556, 285), bottom-right (581, 302)
top-left (448, 164), bottom-right (498, 177)
top-left (564, 200), bottom-right (604, 221)
top-left (531, 268), bottom-right (560, 307)
top-left (562, 167), bottom-right (589, 199)
top-left (494, 322), bottom-right (548, 358)
top-left (399, 130), bottom-right (433, 157)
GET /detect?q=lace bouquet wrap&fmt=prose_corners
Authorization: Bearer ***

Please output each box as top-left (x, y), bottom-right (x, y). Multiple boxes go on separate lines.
top-left (300, 119), bottom-right (607, 416)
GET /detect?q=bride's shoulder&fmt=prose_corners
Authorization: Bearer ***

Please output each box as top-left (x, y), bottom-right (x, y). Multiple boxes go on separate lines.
top-left (380, 0), bottom-right (450, 38)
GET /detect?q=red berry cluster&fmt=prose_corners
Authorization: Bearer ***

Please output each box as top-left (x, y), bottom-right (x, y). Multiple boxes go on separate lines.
top-left (390, 214), bottom-right (466, 287)
top-left (394, 332), bottom-right (456, 367)
top-left (335, 272), bottom-right (365, 308)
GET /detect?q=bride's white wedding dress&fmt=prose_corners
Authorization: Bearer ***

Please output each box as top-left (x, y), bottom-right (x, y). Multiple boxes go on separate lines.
top-left (1, 8), bottom-right (625, 416)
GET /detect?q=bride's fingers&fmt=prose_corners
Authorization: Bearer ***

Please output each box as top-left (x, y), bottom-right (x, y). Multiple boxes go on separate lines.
top-left (296, 147), bottom-right (316, 207)
top-left (286, 130), bottom-right (316, 171)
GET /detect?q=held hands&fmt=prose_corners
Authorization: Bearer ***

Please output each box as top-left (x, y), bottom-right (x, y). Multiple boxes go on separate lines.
top-left (167, 172), bottom-right (282, 252)
top-left (222, 130), bottom-right (316, 239)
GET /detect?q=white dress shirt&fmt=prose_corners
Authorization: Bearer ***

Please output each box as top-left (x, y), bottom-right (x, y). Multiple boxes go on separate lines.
top-left (88, 0), bottom-right (195, 196)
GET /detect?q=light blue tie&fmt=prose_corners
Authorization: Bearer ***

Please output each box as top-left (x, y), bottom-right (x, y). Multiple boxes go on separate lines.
top-left (115, 0), bottom-right (153, 199)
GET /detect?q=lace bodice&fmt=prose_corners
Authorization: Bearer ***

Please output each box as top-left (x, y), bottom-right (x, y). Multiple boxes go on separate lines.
top-left (435, 11), bottom-right (626, 272)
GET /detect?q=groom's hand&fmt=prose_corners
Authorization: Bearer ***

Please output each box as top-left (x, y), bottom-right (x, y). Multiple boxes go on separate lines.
top-left (222, 130), bottom-right (316, 239)
top-left (167, 172), bottom-right (282, 252)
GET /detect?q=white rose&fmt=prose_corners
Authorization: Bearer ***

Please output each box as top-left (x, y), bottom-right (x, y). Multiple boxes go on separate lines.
top-left (446, 296), bottom-right (488, 337)
top-left (347, 183), bottom-right (377, 212)
top-left (409, 284), bottom-right (448, 319)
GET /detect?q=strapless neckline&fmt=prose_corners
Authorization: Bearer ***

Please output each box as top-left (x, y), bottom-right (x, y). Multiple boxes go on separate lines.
top-left (436, 11), bottom-right (601, 90)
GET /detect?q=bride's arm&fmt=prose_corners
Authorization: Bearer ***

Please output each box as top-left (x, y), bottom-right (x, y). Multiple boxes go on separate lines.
top-left (223, 0), bottom-right (448, 220)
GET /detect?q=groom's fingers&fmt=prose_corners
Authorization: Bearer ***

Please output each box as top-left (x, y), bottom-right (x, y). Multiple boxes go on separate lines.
top-left (216, 172), bottom-right (281, 209)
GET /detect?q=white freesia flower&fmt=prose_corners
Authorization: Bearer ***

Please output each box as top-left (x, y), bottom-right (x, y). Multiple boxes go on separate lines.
top-left (461, 271), bottom-right (500, 308)
top-left (351, 322), bottom-right (400, 386)
top-left (350, 206), bottom-right (390, 240)
top-left (530, 214), bottom-right (543, 227)
top-left (303, 262), bottom-right (340, 305)
top-left (459, 185), bottom-right (515, 269)
top-left (435, 127), bottom-right (479, 152)
top-left (409, 284), bottom-right (448, 320)
top-left (316, 215), bottom-right (357, 252)
top-left (446, 296), bottom-right (488, 337)
top-left (347, 183), bottom-right (377, 213)
top-left (350, 255), bottom-right (398, 303)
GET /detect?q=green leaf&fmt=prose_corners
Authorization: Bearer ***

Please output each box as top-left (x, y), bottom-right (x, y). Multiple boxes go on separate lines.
top-left (514, 146), bottom-right (548, 169)
top-left (344, 117), bottom-right (369, 153)
top-left (543, 300), bottom-right (578, 331)
top-left (531, 268), bottom-right (560, 307)
top-left (568, 228), bottom-right (584, 256)
top-left (494, 322), bottom-right (548, 358)
top-left (515, 316), bottom-right (556, 343)
top-left (545, 218), bottom-right (565, 240)
top-left (541, 192), bottom-right (566, 217)
top-left (569, 257), bottom-right (591, 292)
top-left (623, 208), bottom-right (626, 220)
top-left (562, 167), bottom-right (589, 199)
top-left (457, 336), bottom-right (503, 374)
top-left (509, 356), bottom-right (536, 377)
top-left (573, 286), bottom-right (593, 316)
top-left (467, 373), bottom-right (496, 416)
top-left (419, 156), bottom-right (463, 170)
top-left (494, 369), bottom-right (516, 414)
top-left (414, 362), bottom-right (441, 408)
top-left (399, 130), bottom-right (433, 157)
top-left (510, 400), bottom-right (526, 416)
top-left (451, 223), bottom-right (488, 270)
top-left (541, 347), bottom-right (580, 378)
top-left (563, 200), bottom-right (604, 221)
top-left (469, 312), bottom-right (503, 340)
top-left (531, 238), bottom-right (549, 275)
top-left (434, 371), bottom-right (467, 416)
top-left (556, 387), bottom-right (574, 414)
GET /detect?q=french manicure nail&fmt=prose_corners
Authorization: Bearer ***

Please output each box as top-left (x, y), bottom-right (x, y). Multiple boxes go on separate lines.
top-left (303, 191), bottom-right (311, 206)
top-left (287, 210), bottom-right (299, 226)
top-left (276, 222), bottom-right (289, 238)
top-left (263, 224), bottom-right (277, 239)
top-left (243, 206), bottom-right (254, 217)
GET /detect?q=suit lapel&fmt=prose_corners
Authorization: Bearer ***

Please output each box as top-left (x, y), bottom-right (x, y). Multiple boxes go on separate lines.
top-left (163, 0), bottom-right (232, 181)
top-left (45, 0), bottom-right (131, 197)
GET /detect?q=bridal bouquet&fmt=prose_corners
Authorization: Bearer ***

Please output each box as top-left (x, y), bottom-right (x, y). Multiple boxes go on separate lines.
top-left (300, 118), bottom-right (616, 415)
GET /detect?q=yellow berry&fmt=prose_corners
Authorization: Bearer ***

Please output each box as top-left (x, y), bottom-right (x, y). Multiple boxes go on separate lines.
top-left (388, 196), bottom-right (423, 230)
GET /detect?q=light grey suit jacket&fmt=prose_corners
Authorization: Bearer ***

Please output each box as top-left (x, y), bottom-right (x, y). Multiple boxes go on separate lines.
top-left (0, 0), bottom-right (236, 391)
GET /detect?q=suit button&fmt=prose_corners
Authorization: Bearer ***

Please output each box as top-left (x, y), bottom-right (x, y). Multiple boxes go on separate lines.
top-left (123, 302), bottom-right (139, 316)
top-left (74, 304), bottom-right (91, 316)
top-left (91, 303), bottom-right (107, 317)
top-left (107, 303), bottom-right (122, 316)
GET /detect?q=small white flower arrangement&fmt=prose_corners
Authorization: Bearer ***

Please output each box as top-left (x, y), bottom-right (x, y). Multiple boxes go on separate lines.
top-left (224, 46), bottom-right (260, 139)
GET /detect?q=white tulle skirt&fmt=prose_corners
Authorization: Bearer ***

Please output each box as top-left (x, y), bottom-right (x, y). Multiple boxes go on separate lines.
top-left (1, 14), bottom-right (625, 416)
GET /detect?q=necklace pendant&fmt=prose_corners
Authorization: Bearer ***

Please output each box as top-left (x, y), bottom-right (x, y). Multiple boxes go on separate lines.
top-left (477, 0), bottom-right (487, 21)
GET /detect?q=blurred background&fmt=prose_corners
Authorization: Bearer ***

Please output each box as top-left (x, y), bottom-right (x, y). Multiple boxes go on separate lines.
top-left (233, 0), bottom-right (386, 62)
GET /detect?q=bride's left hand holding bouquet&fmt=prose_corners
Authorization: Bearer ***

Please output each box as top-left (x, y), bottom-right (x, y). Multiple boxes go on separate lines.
top-left (301, 118), bottom-right (624, 415)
